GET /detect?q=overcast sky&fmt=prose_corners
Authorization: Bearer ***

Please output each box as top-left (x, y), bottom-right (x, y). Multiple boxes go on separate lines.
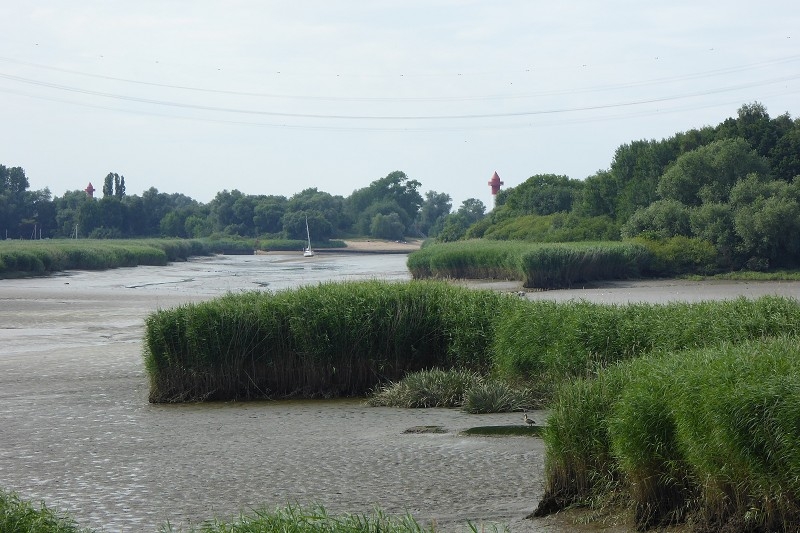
top-left (1, 1), bottom-right (798, 210)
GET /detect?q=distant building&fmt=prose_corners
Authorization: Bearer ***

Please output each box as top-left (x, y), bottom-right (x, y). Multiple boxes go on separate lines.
top-left (84, 182), bottom-right (95, 198)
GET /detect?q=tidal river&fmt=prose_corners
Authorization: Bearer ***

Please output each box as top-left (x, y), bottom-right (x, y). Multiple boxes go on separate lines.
top-left (1, 252), bottom-right (799, 533)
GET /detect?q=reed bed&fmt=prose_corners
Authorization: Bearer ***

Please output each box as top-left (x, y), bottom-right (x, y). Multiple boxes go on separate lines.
top-left (144, 280), bottom-right (523, 402)
top-left (0, 238), bottom-right (206, 277)
top-left (492, 295), bottom-right (800, 382)
top-left (537, 336), bottom-right (800, 531)
top-left (407, 240), bottom-right (652, 289)
top-left (0, 489), bottom-right (90, 533)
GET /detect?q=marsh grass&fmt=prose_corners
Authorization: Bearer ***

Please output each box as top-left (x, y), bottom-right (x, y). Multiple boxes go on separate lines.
top-left (162, 504), bottom-right (435, 533)
top-left (144, 281), bottom-right (523, 402)
top-left (366, 368), bottom-right (481, 408)
top-left (538, 336), bottom-right (800, 531)
top-left (0, 489), bottom-right (91, 533)
top-left (492, 295), bottom-right (800, 385)
top-left (0, 238), bottom-right (207, 277)
top-left (407, 240), bottom-right (652, 289)
top-left (460, 379), bottom-right (540, 413)
top-left (367, 369), bottom-right (538, 413)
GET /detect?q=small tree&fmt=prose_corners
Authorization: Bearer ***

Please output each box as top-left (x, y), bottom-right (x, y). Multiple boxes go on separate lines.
top-left (370, 213), bottom-right (405, 240)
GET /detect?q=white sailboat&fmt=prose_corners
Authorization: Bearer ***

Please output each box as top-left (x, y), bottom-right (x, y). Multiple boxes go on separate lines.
top-left (303, 217), bottom-right (315, 257)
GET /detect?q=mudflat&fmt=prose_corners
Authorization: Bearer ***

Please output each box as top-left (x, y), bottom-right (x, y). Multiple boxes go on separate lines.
top-left (1, 256), bottom-right (798, 532)
top-left (0, 257), bottom-right (549, 533)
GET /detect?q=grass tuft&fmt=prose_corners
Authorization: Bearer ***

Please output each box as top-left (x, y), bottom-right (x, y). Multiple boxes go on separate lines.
top-left (0, 489), bottom-right (91, 533)
top-left (161, 503), bottom-right (435, 533)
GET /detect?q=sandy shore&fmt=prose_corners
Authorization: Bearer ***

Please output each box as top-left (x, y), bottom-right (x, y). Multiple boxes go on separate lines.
top-left (330, 239), bottom-right (423, 254)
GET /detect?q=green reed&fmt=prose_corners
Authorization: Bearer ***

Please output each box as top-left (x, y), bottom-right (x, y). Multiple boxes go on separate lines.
top-left (0, 489), bottom-right (91, 533)
top-left (162, 504), bottom-right (435, 533)
top-left (538, 336), bottom-right (800, 531)
top-left (144, 280), bottom-right (523, 403)
top-left (0, 492), bottom-right (441, 533)
top-left (407, 240), bottom-right (653, 289)
top-left (492, 295), bottom-right (800, 382)
top-left (0, 238), bottom-right (207, 277)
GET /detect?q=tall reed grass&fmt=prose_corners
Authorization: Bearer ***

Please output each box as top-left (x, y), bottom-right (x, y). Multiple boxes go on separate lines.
top-left (492, 295), bottom-right (800, 382)
top-left (144, 280), bottom-right (524, 402)
top-left (537, 336), bottom-right (800, 531)
top-left (0, 238), bottom-right (207, 278)
top-left (407, 240), bottom-right (653, 289)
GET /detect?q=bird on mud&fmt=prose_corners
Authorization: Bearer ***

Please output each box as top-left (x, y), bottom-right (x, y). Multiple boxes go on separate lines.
top-left (523, 413), bottom-right (535, 425)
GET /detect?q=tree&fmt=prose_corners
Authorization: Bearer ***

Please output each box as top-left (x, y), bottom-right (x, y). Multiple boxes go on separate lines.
top-left (346, 171), bottom-right (423, 234)
top-left (115, 175), bottom-right (126, 199)
top-left (689, 203), bottom-right (738, 265)
top-left (574, 170), bottom-right (618, 218)
top-left (282, 210), bottom-right (333, 241)
top-left (770, 122), bottom-right (800, 181)
top-left (620, 199), bottom-right (691, 239)
top-left (729, 175), bottom-right (800, 266)
top-left (287, 188), bottom-right (346, 233)
top-left (436, 198), bottom-right (486, 242)
top-left (102, 173), bottom-right (114, 197)
top-left (253, 196), bottom-right (288, 235)
top-left (610, 139), bottom-right (680, 220)
top-left (370, 213), bottom-right (405, 240)
top-left (0, 165), bottom-right (31, 238)
top-left (497, 174), bottom-right (581, 216)
top-left (657, 138), bottom-right (769, 206)
top-left (416, 190), bottom-right (452, 237)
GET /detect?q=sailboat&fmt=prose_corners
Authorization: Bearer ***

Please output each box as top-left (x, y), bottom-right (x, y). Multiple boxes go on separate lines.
top-left (303, 217), bottom-right (315, 257)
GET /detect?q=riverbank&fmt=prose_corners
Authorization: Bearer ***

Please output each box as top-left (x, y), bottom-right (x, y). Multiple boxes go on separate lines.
top-left (328, 239), bottom-right (423, 254)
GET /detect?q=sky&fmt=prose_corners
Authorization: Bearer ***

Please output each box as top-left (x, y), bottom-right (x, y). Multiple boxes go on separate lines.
top-left (1, 1), bottom-right (798, 211)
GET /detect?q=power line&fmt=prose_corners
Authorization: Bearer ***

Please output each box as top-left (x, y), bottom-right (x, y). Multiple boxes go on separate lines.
top-left (0, 54), bottom-right (798, 102)
top-left (1, 70), bottom-right (798, 120)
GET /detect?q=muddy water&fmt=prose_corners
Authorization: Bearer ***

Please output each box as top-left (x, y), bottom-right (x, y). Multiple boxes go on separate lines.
top-left (1, 253), bottom-right (799, 532)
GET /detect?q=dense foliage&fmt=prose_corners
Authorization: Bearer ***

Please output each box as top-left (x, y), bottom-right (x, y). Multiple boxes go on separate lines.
top-left (472, 103), bottom-right (800, 271)
top-left (0, 168), bottom-right (456, 243)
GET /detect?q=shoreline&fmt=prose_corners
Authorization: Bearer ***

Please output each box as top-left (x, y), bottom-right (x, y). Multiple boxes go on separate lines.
top-left (254, 239), bottom-right (422, 256)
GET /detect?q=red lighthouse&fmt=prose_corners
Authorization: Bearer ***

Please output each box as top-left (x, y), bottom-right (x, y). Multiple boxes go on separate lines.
top-left (488, 171), bottom-right (503, 195)
top-left (84, 182), bottom-right (95, 198)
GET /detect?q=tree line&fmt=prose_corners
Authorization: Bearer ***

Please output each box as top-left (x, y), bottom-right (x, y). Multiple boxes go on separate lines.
top-left (3, 101), bottom-right (798, 269)
top-left (0, 168), bottom-right (480, 242)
